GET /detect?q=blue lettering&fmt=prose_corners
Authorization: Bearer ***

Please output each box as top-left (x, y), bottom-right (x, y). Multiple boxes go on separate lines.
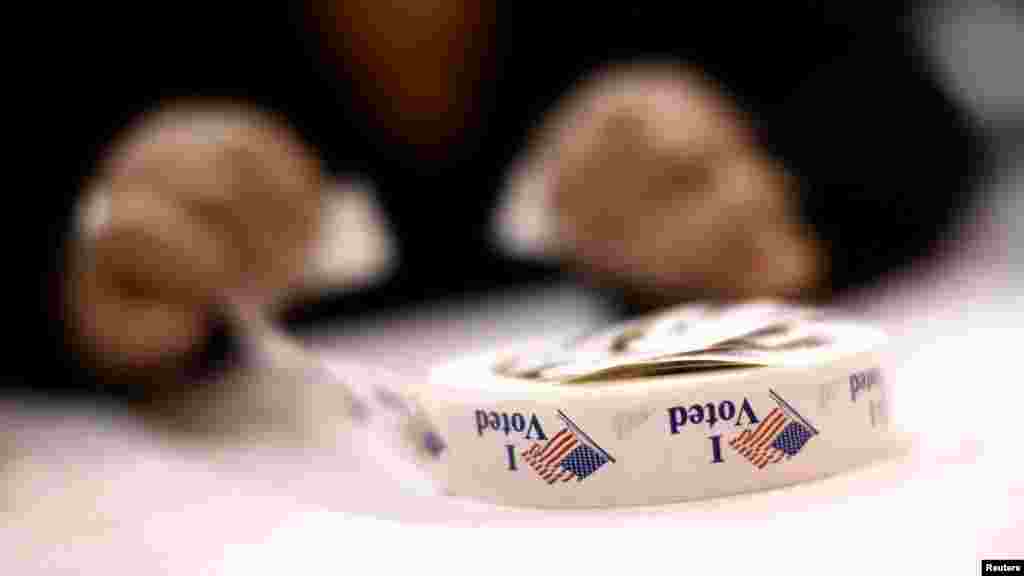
top-left (668, 406), bottom-right (687, 434)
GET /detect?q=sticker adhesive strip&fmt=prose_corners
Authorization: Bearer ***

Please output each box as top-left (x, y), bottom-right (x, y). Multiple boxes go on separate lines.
top-left (415, 301), bottom-right (891, 508)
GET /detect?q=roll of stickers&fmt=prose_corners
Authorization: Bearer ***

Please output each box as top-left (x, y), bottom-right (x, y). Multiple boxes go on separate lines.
top-left (418, 301), bottom-right (890, 508)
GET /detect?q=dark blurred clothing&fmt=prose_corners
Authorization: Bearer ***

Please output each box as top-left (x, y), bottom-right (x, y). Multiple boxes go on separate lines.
top-left (29, 3), bottom-right (985, 394)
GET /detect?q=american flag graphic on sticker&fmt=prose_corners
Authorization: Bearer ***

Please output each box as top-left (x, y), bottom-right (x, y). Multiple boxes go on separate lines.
top-left (729, 389), bottom-right (819, 469)
top-left (521, 410), bottom-right (615, 484)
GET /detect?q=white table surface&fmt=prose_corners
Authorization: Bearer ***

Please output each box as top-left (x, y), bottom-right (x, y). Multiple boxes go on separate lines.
top-left (3, 241), bottom-right (1022, 574)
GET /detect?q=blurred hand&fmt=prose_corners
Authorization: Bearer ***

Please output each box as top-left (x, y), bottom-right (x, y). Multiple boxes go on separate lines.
top-left (68, 103), bottom-right (323, 379)
top-left (542, 64), bottom-right (824, 304)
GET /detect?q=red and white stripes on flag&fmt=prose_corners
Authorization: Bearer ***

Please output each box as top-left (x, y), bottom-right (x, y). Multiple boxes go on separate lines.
top-left (521, 428), bottom-right (577, 484)
top-left (728, 407), bottom-right (788, 468)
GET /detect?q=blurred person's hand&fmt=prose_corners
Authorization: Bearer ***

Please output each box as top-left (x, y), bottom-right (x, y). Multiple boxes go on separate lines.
top-left (67, 104), bottom-right (323, 385)
top-left (528, 64), bottom-right (825, 306)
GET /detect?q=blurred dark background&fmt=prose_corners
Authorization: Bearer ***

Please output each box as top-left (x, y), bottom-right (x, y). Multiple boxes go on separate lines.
top-left (30, 2), bottom-right (991, 395)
